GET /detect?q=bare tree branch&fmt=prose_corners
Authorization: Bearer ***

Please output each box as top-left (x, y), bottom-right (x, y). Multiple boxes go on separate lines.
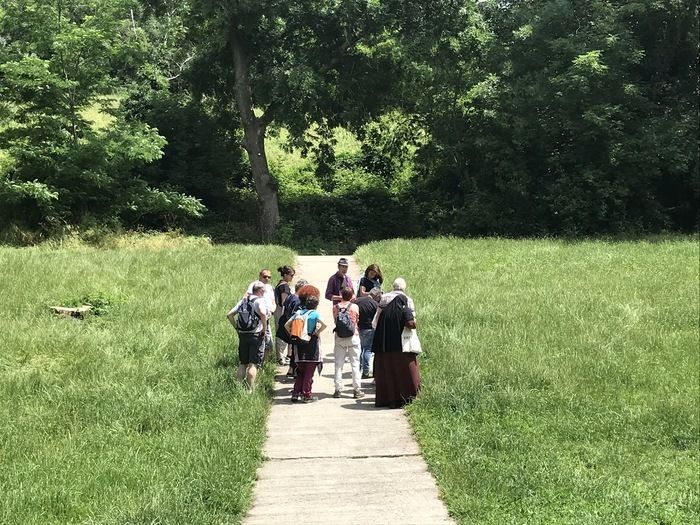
top-left (166, 54), bottom-right (195, 81)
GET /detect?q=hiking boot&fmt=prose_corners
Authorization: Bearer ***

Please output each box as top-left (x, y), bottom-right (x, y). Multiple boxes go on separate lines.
top-left (353, 389), bottom-right (365, 399)
top-left (333, 390), bottom-right (341, 398)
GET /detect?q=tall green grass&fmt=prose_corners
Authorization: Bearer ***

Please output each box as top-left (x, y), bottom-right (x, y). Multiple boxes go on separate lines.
top-left (357, 237), bottom-right (699, 524)
top-left (0, 235), bottom-right (294, 523)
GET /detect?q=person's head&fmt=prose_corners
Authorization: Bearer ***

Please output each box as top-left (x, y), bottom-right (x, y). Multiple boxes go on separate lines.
top-left (365, 264), bottom-right (383, 283)
top-left (277, 265), bottom-right (295, 282)
top-left (392, 277), bottom-right (407, 291)
top-left (297, 284), bottom-right (320, 307)
top-left (337, 257), bottom-right (349, 275)
top-left (258, 268), bottom-right (272, 283)
top-left (340, 286), bottom-right (354, 302)
top-left (251, 281), bottom-right (266, 296)
top-left (368, 287), bottom-right (382, 302)
top-left (305, 295), bottom-right (319, 310)
top-left (294, 279), bottom-right (308, 292)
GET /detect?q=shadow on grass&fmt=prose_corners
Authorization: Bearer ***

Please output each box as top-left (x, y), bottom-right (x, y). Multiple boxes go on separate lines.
top-left (214, 352), bottom-right (237, 368)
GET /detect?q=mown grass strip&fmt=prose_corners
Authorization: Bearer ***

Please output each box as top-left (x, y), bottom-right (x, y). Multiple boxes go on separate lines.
top-left (0, 237), bottom-right (294, 524)
top-left (356, 237), bottom-right (699, 524)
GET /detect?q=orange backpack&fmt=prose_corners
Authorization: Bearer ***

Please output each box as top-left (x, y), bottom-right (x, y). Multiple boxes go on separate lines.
top-left (286, 311), bottom-right (311, 344)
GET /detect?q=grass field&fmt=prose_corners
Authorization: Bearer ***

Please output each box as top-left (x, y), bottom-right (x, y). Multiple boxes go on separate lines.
top-left (0, 235), bottom-right (295, 524)
top-left (2, 235), bottom-right (697, 523)
top-left (356, 237), bottom-right (699, 524)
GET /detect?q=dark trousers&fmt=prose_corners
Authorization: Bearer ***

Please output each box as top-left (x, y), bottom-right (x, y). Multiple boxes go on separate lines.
top-left (293, 362), bottom-right (317, 398)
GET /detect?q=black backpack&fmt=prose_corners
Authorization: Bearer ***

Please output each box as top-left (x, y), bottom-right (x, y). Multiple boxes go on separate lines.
top-left (334, 305), bottom-right (355, 338)
top-left (236, 297), bottom-right (260, 333)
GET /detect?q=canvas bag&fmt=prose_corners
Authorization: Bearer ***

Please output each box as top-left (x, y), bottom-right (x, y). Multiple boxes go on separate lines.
top-left (285, 310), bottom-right (312, 344)
top-left (401, 327), bottom-right (422, 354)
top-left (401, 298), bottom-right (421, 354)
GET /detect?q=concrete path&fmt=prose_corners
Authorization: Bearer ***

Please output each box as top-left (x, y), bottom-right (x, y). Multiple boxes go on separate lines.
top-left (243, 255), bottom-right (455, 525)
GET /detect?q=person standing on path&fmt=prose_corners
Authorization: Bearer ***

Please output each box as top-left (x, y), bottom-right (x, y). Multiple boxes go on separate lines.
top-left (372, 278), bottom-right (421, 408)
top-left (288, 295), bottom-right (327, 403)
top-left (355, 287), bottom-right (382, 379)
top-left (325, 258), bottom-right (354, 305)
top-left (358, 264), bottom-right (383, 297)
top-left (227, 281), bottom-right (269, 391)
top-left (332, 287), bottom-right (364, 399)
top-left (247, 269), bottom-right (276, 358)
top-left (278, 279), bottom-right (308, 377)
top-left (273, 265), bottom-right (295, 365)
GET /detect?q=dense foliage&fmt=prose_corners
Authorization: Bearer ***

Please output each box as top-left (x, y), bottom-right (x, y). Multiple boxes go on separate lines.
top-left (0, 0), bottom-right (697, 245)
top-left (0, 1), bottom-right (205, 241)
top-left (399, 0), bottom-right (699, 236)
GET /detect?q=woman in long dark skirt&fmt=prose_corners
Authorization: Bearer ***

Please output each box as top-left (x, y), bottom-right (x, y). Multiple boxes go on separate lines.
top-left (288, 295), bottom-right (326, 403)
top-left (372, 278), bottom-right (421, 408)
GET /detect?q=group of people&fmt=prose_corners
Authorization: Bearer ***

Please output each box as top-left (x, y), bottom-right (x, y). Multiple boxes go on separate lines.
top-left (227, 258), bottom-right (421, 409)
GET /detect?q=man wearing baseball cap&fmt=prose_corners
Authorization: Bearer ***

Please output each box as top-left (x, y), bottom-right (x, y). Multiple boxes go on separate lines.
top-left (325, 257), bottom-right (354, 305)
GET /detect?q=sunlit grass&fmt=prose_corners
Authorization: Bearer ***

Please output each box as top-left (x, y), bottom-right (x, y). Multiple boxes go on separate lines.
top-left (357, 237), bottom-right (699, 524)
top-left (80, 95), bottom-right (121, 130)
top-left (0, 236), bottom-right (295, 523)
top-left (266, 125), bottom-right (360, 163)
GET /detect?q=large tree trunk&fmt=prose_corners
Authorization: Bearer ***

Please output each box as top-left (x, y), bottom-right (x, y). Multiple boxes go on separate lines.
top-left (230, 22), bottom-right (279, 242)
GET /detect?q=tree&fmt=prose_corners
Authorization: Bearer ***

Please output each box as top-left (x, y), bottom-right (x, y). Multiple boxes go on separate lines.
top-left (185, 0), bottom-right (399, 240)
top-left (0, 0), bottom-right (204, 235)
top-left (388, 0), bottom-right (698, 234)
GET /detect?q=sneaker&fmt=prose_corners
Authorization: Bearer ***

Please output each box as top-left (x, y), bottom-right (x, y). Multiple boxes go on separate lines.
top-left (361, 372), bottom-right (371, 379)
top-left (302, 396), bottom-right (318, 403)
top-left (353, 389), bottom-right (365, 399)
top-left (333, 390), bottom-right (341, 398)
top-left (291, 395), bottom-right (301, 403)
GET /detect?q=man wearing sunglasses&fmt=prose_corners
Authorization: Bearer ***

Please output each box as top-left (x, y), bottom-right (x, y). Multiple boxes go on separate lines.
top-left (247, 269), bottom-right (277, 357)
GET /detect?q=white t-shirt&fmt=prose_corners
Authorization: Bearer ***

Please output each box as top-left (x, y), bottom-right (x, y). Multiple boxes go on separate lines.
top-left (247, 282), bottom-right (276, 312)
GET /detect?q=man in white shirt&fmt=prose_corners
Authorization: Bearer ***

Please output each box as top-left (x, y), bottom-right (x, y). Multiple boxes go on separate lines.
top-left (228, 281), bottom-right (268, 390)
top-left (246, 269), bottom-right (276, 357)
top-left (332, 286), bottom-right (363, 399)
top-left (246, 269), bottom-right (276, 311)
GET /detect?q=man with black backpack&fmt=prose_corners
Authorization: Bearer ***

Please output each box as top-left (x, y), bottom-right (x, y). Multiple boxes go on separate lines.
top-left (332, 287), bottom-right (363, 399)
top-left (227, 281), bottom-right (269, 391)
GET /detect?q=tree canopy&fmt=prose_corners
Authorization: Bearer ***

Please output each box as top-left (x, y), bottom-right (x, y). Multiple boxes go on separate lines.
top-left (1, 0), bottom-right (697, 244)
